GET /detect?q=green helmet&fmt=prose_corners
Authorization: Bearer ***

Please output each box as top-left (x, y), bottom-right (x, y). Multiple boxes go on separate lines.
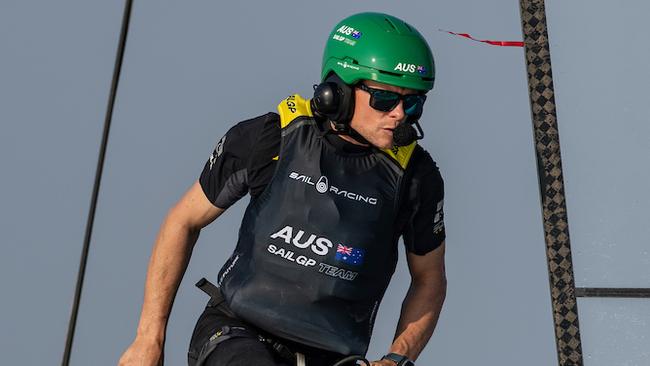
top-left (322, 12), bottom-right (435, 92)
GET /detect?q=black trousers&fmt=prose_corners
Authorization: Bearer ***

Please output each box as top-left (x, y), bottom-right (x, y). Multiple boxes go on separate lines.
top-left (187, 303), bottom-right (346, 366)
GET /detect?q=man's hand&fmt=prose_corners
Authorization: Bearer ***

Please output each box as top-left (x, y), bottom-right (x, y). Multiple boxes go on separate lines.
top-left (118, 337), bottom-right (163, 366)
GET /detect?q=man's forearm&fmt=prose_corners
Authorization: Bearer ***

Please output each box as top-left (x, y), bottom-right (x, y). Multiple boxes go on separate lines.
top-left (388, 278), bottom-right (447, 360)
top-left (135, 211), bottom-right (200, 342)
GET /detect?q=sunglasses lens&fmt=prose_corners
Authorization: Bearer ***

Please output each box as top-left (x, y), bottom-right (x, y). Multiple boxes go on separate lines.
top-left (361, 84), bottom-right (426, 115)
top-left (403, 95), bottom-right (425, 116)
top-left (370, 90), bottom-right (400, 112)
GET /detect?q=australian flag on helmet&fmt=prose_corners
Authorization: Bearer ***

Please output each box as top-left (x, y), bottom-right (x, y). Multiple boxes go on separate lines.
top-left (335, 244), bottom-right (364, 266)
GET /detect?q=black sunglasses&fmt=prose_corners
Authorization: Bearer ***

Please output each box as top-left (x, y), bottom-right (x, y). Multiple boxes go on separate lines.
top-left (357, 83), bottom-right (427, 116)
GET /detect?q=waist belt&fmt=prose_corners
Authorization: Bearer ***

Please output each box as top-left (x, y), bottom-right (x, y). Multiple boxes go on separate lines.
top-left (194, 278), bottom-right (297, 364)
top-left (194, 278), bottom-right (371, 366)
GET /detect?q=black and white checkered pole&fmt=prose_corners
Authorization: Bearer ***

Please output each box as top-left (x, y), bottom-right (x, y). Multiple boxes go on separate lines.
top-left (519, 1), bottom-right (583, 364)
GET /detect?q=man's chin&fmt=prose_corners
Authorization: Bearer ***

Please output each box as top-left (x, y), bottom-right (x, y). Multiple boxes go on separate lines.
top-left (360, 133), bottom-right (392, 149)
top-left (376, 131), bottom-right (396, 149)
top-left (373, 140), bottom-right (393, 150)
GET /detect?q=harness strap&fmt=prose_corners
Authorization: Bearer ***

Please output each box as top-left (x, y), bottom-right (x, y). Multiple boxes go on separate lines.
top-left (267, 337), bottom-right (297, 362)
top-left (194, 325), bottom-right (262, 366)
top-left (195, 277), bottom-right (237, 318)
top-left (195, 278), bottom-right (221, 302)
top-left (193, 278), bottom-right (370, 366)
top-left (194, 278), bottom-right (298, 364)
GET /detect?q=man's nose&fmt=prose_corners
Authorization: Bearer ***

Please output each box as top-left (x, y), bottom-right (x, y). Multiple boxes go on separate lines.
top-left (389, 100), bottom-right (406, 121)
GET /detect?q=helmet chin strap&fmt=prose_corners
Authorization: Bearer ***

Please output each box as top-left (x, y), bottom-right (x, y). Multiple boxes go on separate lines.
top-left (327, 120), bottom-right (372, 146)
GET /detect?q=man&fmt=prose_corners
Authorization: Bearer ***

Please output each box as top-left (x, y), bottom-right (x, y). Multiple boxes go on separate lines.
top-left (119, 12), bottom-right (446, 366)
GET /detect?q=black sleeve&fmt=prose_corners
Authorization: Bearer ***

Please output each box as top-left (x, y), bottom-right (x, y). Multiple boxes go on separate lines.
top-left (199, 113), bottom-right (278, 208)
top-left (401, 148), bottom-right (446, 255)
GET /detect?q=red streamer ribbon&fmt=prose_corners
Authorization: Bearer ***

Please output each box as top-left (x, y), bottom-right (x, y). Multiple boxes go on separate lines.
top-left (441, 29), bottom-right (524, 47)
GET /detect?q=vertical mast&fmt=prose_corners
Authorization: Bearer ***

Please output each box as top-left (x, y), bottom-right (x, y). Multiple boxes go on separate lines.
top-left (61, 1), bottom-right (134, 365)
top-left (518, 1), bottom-right (583, 364)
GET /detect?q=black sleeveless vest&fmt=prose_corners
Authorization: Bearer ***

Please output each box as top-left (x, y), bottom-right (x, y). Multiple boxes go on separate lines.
top-left (216, 95), bottom-right (417, 355)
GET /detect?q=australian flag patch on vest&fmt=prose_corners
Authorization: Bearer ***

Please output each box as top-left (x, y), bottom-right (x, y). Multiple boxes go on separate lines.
top-left (335, 244), bottom-right (365, 266)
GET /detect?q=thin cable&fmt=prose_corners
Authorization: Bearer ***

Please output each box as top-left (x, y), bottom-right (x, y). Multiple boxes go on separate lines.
top-left (331, 355), bottom-right (370, 366)
top-left (61, 1), bottom-right (134, 364)
top-left (575, 288), bottom-right (650, 298)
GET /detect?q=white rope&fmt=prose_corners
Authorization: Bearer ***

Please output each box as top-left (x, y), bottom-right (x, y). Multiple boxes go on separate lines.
top-left (296, 352), bottom-right (306, 366)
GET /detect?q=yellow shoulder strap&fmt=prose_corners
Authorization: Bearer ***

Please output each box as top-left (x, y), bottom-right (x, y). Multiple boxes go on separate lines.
top-left (277, 94), bottom-right (313, 129)
top-left (381, 142), bottom-right (417, 170)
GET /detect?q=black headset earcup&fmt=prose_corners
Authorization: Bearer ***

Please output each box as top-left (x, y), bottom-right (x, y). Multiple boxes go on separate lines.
top-left (312, 73), bottom-right (355, 125)
top-left (312, 82), bottom-right (340, 116)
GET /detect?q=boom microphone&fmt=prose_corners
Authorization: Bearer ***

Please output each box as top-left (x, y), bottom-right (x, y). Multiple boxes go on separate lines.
top-left (393, 119), bottom-right (425, 146)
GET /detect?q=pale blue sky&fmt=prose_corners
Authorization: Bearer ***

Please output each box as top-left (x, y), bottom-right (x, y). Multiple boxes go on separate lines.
top-left (1, 1), bottom-right (648, 365)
